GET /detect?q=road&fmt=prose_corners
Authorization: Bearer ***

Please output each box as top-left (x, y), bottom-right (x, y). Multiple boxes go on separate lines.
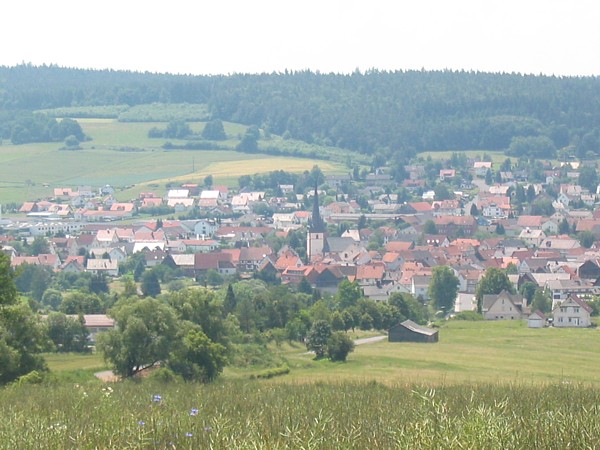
top-left (354, 335), bottom-right (386, 345)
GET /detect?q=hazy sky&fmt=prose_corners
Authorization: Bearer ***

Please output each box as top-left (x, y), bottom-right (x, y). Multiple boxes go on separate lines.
top-left (3, 0), bottom-right (600, 76)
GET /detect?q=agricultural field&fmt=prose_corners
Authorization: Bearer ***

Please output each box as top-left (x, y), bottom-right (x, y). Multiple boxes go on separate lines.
top-left (3, 321), bottom-right (600, 447)
top-left (2, 321), bottom-right (600, 448)
top-left (0, 119), bottom-right (346, 204)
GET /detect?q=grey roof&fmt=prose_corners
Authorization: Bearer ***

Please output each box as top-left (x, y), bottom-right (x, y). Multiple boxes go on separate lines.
top-left (325, 237), bottom-right (357, 253)
top-left (482, 290), bottom-right (524, 311)
top-left (394, 319), bottom-right (438, 336)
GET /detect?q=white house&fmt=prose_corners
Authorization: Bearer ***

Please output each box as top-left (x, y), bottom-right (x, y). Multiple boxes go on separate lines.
top-left (482, 290), bottom-right (526, 320)
top-left (552, 296), bottom-right (592, 328)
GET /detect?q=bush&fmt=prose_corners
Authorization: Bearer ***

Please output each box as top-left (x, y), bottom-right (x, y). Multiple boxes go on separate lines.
top-left (252, 365), bottom-right (290, 379)
top-left (17, 370), bottom-right (45, 385)
top-left (326, 332), bottom-right (355, 362)
top-left (453, 311), bottom-right (484, 321)
top-left (149, 367), bottom-right (182, 383)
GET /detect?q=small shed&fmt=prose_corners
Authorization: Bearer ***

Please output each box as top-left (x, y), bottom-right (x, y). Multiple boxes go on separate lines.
top-left (388, 320), bottom-right (439, 343)
top-left (527, 310), bottom-right (546, 328)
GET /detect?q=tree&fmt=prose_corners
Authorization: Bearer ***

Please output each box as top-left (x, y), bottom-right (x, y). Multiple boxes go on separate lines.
top-left (434, 183), bottom-right (454, 201)
top-left (141, 270), bottom-right (161, 297)
top-left (495, 223), bottom-right (505, 235)
top-left (531, 288), bottom-right (552, 313)
top-left (579, 165), bottom-right (599, 192)
top-left (331, 311), bottom-right (346, 331)
top-left (558, 218), bottom-right (570, 235)
top-left (578, 231), bottom-right (595, 249)
top-left (223, 284), bottom-right (237, 316)
top-left (360, 313), bottom-right (374, 330)
top-left (59, 291), bottom-right (104, 314)
top-left (168, 326), bottom-right (227, 382)
top-left (423, 220), bottom-right (438, 235)
top-left (203, 174), bottom-right (214, 188)
top-left (428, 266), bottom-right (459, 312)
top-left (388, 292), bottom-right (428, 325)
top-left (336, 279), bottom-right (363, 309)
top-left (236, 130), bottom-right (258, 152)
top-left (201, 119), bottom-right (226, 140)
top-left (526, 184), bottom-right (536, 203)
top-left (469, 203), bottom-right (479, 216)
top-left (45, 312), bottom-right (89, 353)
top-left (306, 320), bottom-right (332, 358)
top-left (0, 254), bottom-right (46, 384)
top-left (166, 288), bottom-right (228, 345)
top-left (475, 267), bottom-right (516, 312)
top-left (97, 297), bottom-right (179, 378)
top-left (326, 331), bottom-right (355, 362)
top-left (519, 282), bottom-right (537, 305)
top-left (485, 169), bottom-right (493, 185)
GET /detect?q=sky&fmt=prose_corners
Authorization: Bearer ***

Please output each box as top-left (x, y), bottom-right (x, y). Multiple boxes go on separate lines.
top-left (3, 0), bottom-right (600, 76)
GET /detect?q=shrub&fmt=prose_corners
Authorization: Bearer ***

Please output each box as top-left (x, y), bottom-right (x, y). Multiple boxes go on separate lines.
top-left (252, 365), bottom-right (290, 379)
top-left (453, 311), bottom-right (484, 321)
top-left (326, 331), bottom-right (355, 362)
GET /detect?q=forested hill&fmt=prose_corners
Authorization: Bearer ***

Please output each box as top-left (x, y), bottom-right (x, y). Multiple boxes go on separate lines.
top-left (2, 64), bottom-right (600, 157)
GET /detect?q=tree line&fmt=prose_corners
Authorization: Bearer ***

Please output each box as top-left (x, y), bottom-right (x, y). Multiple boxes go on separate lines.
top-left (2, 65), bottom-right (600, 158)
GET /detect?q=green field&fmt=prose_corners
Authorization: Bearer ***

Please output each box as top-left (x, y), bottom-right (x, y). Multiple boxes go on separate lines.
top-left (0, 119), bottom-right (346, 204)
top-left (231, 320), bottom-right (600, 386)
top-left (4, 321), bottom-right (600, 448)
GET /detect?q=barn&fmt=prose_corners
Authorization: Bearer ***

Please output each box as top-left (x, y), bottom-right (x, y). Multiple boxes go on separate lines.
top-left (388, 320), bottom-right (439, 343)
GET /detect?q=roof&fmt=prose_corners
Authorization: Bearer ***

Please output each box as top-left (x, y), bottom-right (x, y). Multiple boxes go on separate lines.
top-left (392, 320), bottom-right (438, 336)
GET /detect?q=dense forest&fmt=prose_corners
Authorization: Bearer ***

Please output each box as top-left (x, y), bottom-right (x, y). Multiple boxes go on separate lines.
top-left (1, 64), bottom-right (600, 158)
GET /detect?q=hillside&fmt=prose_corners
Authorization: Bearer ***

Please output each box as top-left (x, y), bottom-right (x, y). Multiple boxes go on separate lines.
top-left (1, 65), bottom-right (600, 160)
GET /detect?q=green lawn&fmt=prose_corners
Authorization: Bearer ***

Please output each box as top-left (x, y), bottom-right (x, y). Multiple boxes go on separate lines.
top-left (233, 321), bottom-right (600, 386)
top-left (44, 352), bottom-right (107, 373)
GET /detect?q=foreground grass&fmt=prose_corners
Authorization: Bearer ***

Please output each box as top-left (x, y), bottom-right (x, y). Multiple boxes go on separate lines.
top-left (2, 379), bottom-right (600, 449)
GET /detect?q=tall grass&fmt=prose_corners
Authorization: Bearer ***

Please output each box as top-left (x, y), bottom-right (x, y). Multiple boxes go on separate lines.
top-left (2, 379), bottom-right (600, 448)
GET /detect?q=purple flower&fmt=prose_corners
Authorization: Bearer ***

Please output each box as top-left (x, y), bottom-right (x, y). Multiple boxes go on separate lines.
top-left (152, 394), bottom-right (162, 402)
top-left (185, 432), bottom-right (193, 437)
top-left (138, 421), bottom-right (145, 426)
top-left (190, 408), bottom-right (199, 416)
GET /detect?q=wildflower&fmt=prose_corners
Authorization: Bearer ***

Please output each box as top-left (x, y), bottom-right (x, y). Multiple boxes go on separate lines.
top-left (152, 394), bottom-right (162, 402)
top-left (190, 408), bottom-right (199, 416)
top-left (138, 421), bottom-right (145, 426)
top-left (185, 432), bottom-right (193, 437)
top-left (204, 426), bottom-right (212, 432)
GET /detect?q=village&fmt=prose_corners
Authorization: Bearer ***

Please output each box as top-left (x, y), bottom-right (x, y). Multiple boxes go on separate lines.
top-left (2, 156), bottom-right (600, 334)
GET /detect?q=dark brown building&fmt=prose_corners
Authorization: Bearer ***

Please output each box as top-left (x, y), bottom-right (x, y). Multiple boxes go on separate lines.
top-left (388, 320), bottom-right (439, 343)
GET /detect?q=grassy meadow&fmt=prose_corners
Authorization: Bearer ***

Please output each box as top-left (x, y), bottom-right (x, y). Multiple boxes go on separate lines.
top-left (229, 320), bottom-right (600, 386)
top-left (0, 119), bottom-right (346, 204)
top-left (3, 321), bottom-right (600, 447)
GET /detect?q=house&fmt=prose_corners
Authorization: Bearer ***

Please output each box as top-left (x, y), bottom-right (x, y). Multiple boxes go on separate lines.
top-left (455, 292), bottom-right (477, 313)
top-left (388, 320), bottom-right (439, 343)
top-left (481, 290), bottom-right (526, 320)
top-left (519, 229), bottom-right (546, 247)
top-left (81, 314), bottom-right (115, 343)
top-left (552, 296), bottom-right (592, 328)
top-left (527, 310), bottom-right (546, 328)
top-left (474, 161), bottom-right (492, 177)
top-left (86, 259), bottom-right (119, 277)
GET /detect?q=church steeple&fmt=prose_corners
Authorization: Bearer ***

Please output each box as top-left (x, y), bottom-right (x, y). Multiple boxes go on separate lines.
top-left (310, 182), bottom-right (326, 233)
top-left (307, 182), bottom-right (328, 260)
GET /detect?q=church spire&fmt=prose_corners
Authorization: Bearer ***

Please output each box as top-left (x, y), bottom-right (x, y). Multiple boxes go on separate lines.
top-left (310, 182), bottom-right (325, 233)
